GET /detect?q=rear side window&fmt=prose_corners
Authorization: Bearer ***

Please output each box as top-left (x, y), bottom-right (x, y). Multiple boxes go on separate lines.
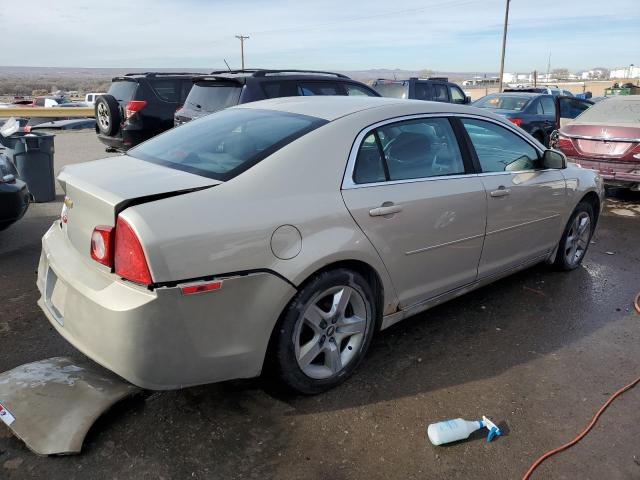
top-left (150, 79), bottom-right (178, 102)
top-left (185, 83), bottom-right (242, 112)
top-left (262, 81), bottom-right (291, 98)
top-left (372, 82), bottom-right (408, 99)
top-left (414, 83), bottom-right (431, 101)
top-left (461, 118), bottom-right (540, 172)
top-left (297, 82), bottom-right (341, 95)
top-left (540, 96), bottom-right (556, 115)
top-left (353, 117), bottom-right (465, 184)
top-left (108, 81), bottom-right (137, 102)
top-left (432, 84), bottom-right (449, 102)
top-left (129, 108), bottom-right (327, 181)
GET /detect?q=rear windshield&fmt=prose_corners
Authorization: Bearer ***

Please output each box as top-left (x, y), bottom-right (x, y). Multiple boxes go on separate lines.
top-left (573, 98), bottom-right (640, 124)
top-left (474, 94), bottom-right (531, 111)
top-left (185, 82), bottom-right (242, 112)
top-left (372, 83), bottom-right (408, 99)
top-left (108, 81), bottom-right (137, 102)
top-left (129, 108), bottom-right (327, 181)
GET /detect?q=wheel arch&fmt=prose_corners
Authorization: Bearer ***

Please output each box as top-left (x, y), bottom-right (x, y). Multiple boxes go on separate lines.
top-left (579, 190), bottom-right (601, 225)
top-left (262, 258), bottom-right (388, 375)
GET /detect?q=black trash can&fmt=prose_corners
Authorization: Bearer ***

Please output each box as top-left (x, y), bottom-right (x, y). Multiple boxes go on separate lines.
top-left (6, 132), bottom-right (56, 202)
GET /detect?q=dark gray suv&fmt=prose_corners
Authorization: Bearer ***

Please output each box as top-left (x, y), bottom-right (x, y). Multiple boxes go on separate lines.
top-left (174, 69), bottom-right (380, 125)
top-left (371, 77), bottom-right (470, 104)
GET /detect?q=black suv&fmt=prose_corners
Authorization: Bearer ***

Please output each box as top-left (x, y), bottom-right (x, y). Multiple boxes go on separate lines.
top-left (175, 69), bottom-right (380, 125)
top-left (95, 72), bottom-right (205, 151)
top-left (371, 77), bottom-right (470, 104)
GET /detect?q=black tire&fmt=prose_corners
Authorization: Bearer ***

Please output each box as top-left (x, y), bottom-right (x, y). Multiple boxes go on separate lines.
top-left (554, 201), bottom-right (595, 271)
top-left (270, 268), bottom-right (378, 395)
top-left (94, 95), bottom-right (121, 136)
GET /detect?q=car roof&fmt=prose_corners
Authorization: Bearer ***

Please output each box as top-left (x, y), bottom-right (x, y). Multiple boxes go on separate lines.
top-left (235, 96), bottom-right (491, 122)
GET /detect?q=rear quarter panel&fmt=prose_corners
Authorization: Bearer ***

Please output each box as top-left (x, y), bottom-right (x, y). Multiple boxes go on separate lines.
top-left (123, 113), bottom-right (407, 315)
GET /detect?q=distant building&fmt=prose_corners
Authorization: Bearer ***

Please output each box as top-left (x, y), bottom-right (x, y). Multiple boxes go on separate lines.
top-left (610, 66), bottom-right (639, 79)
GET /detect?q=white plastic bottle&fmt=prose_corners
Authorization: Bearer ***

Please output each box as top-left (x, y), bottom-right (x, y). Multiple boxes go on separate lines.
top-left (427, 418), bottom-right (483, 445)
top-left (427, 416), bottom-right (501, 445)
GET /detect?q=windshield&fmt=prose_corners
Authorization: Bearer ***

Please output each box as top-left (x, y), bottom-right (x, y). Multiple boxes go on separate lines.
top-left (573, 98), bottom-right (640, 125)
top-left (185, 82), bottom-right (242, 112)
top-left (474, 95), bottom-right (531, 111)
top-left (373, 83), bottom-right (408, 99)
top-left (129, 108), bottom-right (327, 181)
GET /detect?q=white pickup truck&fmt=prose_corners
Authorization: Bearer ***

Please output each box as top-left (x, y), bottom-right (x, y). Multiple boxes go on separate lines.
top-left (84, 93), bottom-right (106, 106)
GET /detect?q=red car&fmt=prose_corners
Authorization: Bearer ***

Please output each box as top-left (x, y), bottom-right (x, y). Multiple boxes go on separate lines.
top-left (555, 96), bottom-right (640, 190)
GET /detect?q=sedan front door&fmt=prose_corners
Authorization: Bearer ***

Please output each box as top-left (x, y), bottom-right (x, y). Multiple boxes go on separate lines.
top-left (342, 116), bottom-right (487, 308)
top-left (459, 117), bottom-right (567, 278)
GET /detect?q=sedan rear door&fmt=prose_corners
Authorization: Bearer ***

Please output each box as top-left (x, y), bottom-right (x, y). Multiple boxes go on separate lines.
top-left (341, 116), bottom-right (486, 308)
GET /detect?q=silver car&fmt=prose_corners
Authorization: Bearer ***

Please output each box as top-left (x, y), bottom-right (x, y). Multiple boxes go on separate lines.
top-left (37, 97), bottom-right (603, 394)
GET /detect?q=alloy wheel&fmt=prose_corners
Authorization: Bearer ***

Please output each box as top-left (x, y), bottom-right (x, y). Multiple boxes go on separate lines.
top-left (97, 102), bottom-right (109, 130)
top-left (564, 211), bottom-right (591, 267)
top-left (294, 285), bottom-right (369, 380)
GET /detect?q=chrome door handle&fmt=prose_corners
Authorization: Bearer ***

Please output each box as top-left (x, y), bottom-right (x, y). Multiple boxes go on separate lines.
top-left (490, 187), bottom-right (511, 197)
top-left (369, 203), bottom-right (403, 217)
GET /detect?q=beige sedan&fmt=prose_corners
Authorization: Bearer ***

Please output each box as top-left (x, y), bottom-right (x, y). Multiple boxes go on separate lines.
top-left (37, 97), bottom-right (603, 394)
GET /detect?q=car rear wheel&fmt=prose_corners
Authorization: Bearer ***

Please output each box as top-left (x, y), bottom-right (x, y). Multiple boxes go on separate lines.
top-left (271, 268), bottom-right (377, 394)
top-left (554, 201), bottom-right (595, 270)
top-left (95, 95), bottom-right (121, 136)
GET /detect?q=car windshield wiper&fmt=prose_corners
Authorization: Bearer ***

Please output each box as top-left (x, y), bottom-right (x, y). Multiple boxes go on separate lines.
top-left (186, 101), bottom-right (202, 110)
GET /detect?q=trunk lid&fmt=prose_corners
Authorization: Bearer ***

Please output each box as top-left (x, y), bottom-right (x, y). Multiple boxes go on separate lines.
top-left (561, 123), bottom-right (640, 161)
top-left (58, 155), bottom-right (220, 256)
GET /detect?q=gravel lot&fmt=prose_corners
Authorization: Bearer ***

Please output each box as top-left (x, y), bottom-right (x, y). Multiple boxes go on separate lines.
top-left (1, 130), bottom-right (639, 479)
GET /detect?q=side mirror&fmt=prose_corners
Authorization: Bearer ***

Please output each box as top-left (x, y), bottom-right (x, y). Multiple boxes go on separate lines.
top-left (465, 96), bottom-right (472, 104)
top-left (542, 149), bottom-right (566, 169)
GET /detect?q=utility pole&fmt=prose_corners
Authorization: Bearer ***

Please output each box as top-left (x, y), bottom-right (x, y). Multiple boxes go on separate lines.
top-left (497, 0), bottom-right (510, 93)
top-left (546, 51), bottom-right (551, 84)
top-left (235, 35), bottom-right (249, 70)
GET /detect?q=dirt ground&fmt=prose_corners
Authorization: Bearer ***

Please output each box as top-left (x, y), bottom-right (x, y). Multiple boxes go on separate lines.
top-left (1, 131), bottom-right (639, 479)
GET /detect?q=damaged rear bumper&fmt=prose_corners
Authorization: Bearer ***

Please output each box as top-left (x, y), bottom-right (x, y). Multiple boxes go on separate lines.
top-left (0, 357), bottom-right (140, 455)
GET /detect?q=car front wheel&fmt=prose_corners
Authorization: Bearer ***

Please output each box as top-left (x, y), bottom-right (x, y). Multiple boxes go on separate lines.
top-left (555, 201), bottom-right (595, 270)
top-left (271, 268), bottom-right (377, 394)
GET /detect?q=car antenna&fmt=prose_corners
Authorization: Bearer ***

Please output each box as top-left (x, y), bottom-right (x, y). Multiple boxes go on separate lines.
top-left (223, 59), bottom-right (232, 71)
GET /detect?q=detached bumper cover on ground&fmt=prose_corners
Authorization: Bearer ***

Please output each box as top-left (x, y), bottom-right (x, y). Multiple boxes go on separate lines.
top-left (0, 357), bottom-right (140, 455)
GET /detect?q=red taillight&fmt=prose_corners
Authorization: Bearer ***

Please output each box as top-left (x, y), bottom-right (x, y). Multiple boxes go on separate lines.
top-left (114, 217), bottom-right (152, 286)
top-left (125, 100), bottom-right (147, 120)
top-left (558, 135), bottom-right (573, 151)
top-left (509, 118), bottom-right (523, 128)
top-left (90, 226), bottom-right (114, 267)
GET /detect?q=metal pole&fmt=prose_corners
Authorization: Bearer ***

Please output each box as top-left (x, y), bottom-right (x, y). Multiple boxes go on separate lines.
top-left (235, 35), bottom-right (249, 70)
top-left (497, 0), bottom-right (510, 93)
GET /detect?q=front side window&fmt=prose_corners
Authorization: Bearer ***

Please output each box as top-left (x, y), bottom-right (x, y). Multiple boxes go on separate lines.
top-left (352, 117), bottom-right (465, 184)
top-left (129, 108), bottom-right (327, 181)
top-left (461, 118), bottom-right (540, 172)
top-left (450, 86), bottom-right (466, 104)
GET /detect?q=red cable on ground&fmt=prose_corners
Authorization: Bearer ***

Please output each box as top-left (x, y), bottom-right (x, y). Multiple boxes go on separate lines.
top-left (522, 374), bottom-right (640, 480)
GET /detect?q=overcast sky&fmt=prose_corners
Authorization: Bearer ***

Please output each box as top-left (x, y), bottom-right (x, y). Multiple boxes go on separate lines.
top-left (2, 0), bottom-right (638, 72)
